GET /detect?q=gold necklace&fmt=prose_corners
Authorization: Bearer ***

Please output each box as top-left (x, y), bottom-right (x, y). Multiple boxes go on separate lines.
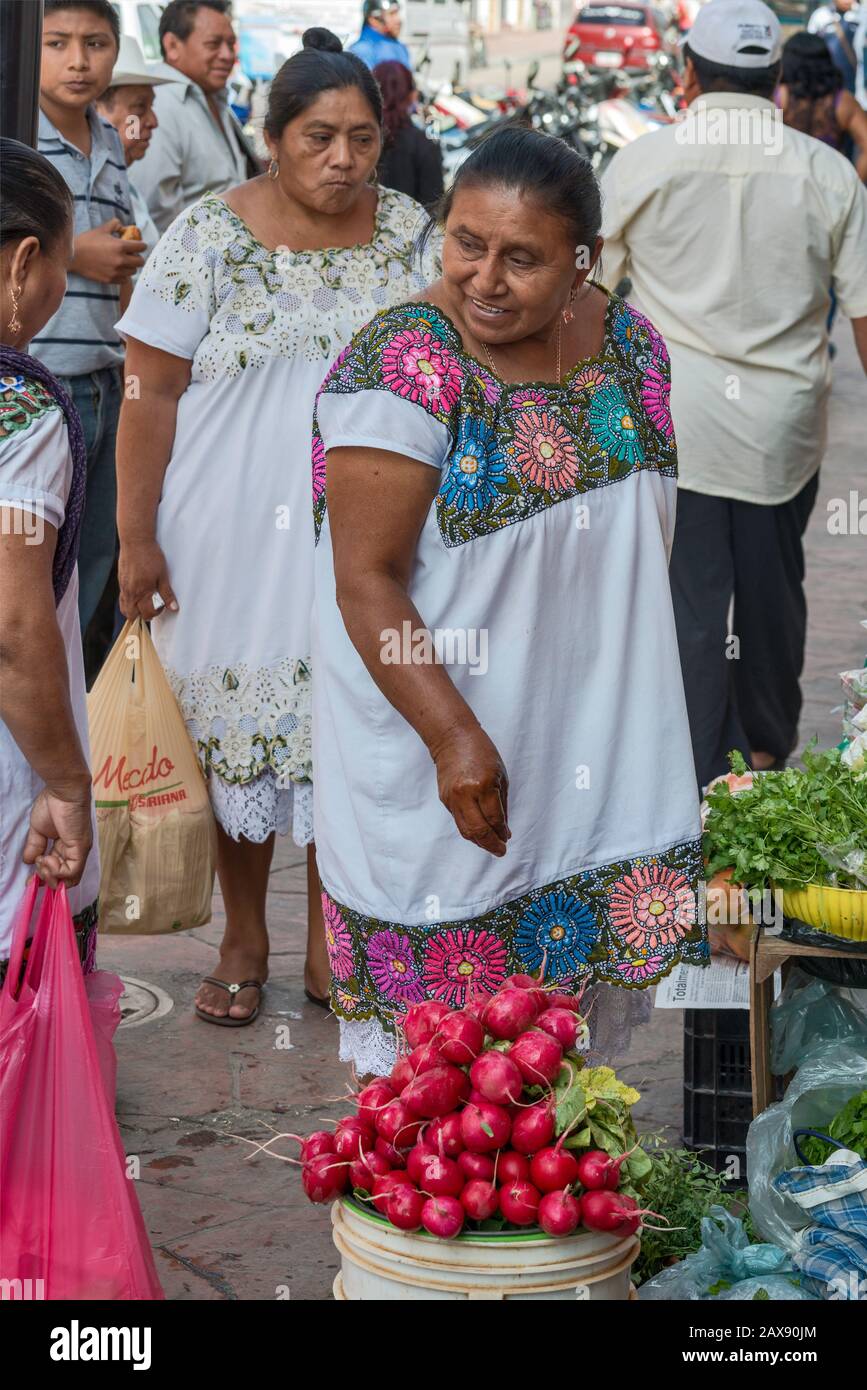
top-left (480, 319), bottom-right (562, 383)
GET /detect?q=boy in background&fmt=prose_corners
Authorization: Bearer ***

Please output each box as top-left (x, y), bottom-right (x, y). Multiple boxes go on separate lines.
top-left (34, 0), bottom-right (146, 668)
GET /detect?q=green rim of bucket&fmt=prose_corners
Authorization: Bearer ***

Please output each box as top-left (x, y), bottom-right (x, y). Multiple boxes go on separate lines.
top-left (342, 1194), bottom-right (555, 1243)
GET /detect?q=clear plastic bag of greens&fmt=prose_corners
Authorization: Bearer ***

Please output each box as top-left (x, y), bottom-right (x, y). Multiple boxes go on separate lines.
top-left (770, 969), bottom-right (865, 1075)
top-left (747, 1042), bottom-right (867, 1252)
top-left (637, 1207), bottom-right (800, 1301)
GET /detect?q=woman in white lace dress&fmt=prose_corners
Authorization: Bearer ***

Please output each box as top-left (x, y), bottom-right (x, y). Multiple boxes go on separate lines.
top-left (116, 29), bottom-right (439, 1024)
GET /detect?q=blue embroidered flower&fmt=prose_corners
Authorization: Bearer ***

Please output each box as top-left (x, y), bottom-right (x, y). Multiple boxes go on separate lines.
top-left (587, 384), bottom-right (645, 467)
top-left (515, 892), bottom-right (598, 979)
top-left (613, 305), bottom-right (640, 351)
top-left (0, 374), bottom-right (27, 394)
top-left (440, 418), bottom-right (508, 513)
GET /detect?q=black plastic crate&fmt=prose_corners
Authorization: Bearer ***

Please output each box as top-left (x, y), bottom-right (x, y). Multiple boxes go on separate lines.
top-left (682, 1008), bottom-right (753, 1177)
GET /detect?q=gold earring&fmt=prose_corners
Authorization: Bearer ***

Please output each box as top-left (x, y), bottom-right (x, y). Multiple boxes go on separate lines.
top-left (8, 283), bottom-right (22, 335)
top-left (268, 157), bottom-right (279, 181)
top-left (562, 288), bottom-right (577, 325)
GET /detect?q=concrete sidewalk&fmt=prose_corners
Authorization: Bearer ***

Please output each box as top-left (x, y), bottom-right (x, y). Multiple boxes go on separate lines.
top-left (98, 325), bottom-right (866, 1301)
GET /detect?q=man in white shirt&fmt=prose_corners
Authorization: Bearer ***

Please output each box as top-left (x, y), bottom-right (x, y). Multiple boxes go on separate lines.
top-left (134, 0), bottom-right (253, 233)
top-left (602, 0), bottom-right (867, 789)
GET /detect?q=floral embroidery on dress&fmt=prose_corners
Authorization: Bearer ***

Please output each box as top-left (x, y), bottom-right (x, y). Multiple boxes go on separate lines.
top-left (324, 835), bottom-right (707, 1030)
top-left (165, 655), bottom-right (312, 787)
top-left (0, 376), bottom-right (58, 441)
top-left (323, 894), bottom-right (355, 981)
top-left (314, 293), bottom-right (676, 548)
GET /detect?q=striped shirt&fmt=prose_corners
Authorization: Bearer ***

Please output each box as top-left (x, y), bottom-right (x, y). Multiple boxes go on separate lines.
top-left (34, 107), bottom-right (133, 375)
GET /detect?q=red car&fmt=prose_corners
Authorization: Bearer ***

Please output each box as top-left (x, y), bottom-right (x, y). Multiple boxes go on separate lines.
top-left (563, 4), bottom-right (677, 73)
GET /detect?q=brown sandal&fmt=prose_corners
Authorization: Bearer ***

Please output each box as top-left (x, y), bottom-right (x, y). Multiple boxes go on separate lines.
top-left (195, 977), bottom-right (264, 1027)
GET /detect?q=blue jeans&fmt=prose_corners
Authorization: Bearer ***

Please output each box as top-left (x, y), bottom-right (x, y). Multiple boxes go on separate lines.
top-left (58, 366), bottom-right (121, 632)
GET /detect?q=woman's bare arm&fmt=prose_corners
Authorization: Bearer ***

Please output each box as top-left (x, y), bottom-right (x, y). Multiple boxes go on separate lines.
top-left (116, 338), bottom-right (191, 619)
top-left (839, 90), bottom-right (867, 182)
top-left (327, 445), bottom-right (510, 857)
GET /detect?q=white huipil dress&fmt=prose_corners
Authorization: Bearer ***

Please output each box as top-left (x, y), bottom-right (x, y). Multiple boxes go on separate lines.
top-left (117, 188), bottom-right (439, 843)
top-left (313, 295), bottom-right (709, 1076)
top-left (0, 382), bottom-right (100, 957)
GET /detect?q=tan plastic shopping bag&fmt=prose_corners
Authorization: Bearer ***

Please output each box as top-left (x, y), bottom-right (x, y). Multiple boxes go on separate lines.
top-left (88, 619), bottom-right (216, 934)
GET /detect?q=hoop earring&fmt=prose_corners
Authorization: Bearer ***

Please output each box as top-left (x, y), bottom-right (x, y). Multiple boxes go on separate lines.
top-left (267, 158), bottom-right (279, 181)
top-left (7, 284), bottom-right (22, 336)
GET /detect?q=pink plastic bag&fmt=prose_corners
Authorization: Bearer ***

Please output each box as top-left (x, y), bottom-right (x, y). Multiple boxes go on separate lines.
top-left (0, 880), bottom-right (164, 1299)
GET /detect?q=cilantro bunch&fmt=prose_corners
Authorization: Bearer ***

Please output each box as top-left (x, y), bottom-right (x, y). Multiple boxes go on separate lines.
top-left (703, 747), bottom-right (867, 891)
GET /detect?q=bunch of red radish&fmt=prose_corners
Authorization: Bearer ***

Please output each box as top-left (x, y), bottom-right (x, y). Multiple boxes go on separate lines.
top-left (297, 975), bottom-right (652, 1243)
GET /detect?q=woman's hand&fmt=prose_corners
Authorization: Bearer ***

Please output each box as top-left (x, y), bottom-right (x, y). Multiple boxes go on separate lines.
top-left (118, 537), bottom-right (178, 620)
top-left (23, 780), bottom-right (93, 888)
top-left (431, 721), bottom-right (510, 857)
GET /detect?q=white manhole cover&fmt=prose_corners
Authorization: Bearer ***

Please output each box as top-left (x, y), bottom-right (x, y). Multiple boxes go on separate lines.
top-left (118, 975), bottom-right (174, 1028)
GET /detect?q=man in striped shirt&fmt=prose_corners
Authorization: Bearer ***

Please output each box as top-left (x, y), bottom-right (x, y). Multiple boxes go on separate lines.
top-left (35, 0), bottom-right (146, 651)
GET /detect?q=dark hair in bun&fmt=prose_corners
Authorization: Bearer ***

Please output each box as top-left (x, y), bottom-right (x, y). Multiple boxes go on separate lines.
top-left (303, 27), bottom-right (343, 54)
top-left (265, 27), bottom-right (383, 139)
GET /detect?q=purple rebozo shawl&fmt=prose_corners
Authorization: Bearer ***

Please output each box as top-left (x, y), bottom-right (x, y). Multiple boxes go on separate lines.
top-left (0, 344), bottom-right (87, 606)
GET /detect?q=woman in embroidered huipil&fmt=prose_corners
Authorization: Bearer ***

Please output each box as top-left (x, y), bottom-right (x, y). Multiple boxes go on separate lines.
top-left (313, 126), bottom-right (709, 1074)
top-left (116, 30), bottom-right (439, 1024)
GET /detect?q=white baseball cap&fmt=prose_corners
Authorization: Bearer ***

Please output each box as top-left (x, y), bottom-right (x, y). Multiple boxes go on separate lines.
top-left (686, 0), bottom-right (782, 68)
top-left (108, 35), bottom-right (181, 87)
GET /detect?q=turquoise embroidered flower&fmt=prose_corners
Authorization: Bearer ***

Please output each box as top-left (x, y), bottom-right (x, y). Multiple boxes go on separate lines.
top-left (516, 891), bottom-right (598, 979)
top-left (613, 305), bottom-right (640, 351)
top-left (440, 418), bottom-right (508, 512)
top-left (587, 384), bottom-right (645, 466)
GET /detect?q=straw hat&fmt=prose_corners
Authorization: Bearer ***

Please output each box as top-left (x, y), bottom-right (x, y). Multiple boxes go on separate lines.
top-left (108, 35), bottom-right (181, 87)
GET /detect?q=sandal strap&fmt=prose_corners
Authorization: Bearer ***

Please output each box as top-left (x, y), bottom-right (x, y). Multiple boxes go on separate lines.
top-left (201, 977), bottom-right (264, 996)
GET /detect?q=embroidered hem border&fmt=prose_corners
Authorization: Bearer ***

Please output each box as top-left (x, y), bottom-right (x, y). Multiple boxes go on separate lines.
top-left (323, 837), bottom-right (708, 1031)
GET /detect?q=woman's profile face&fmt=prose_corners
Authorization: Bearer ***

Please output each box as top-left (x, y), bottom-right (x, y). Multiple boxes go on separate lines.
top-left (269, 87), bottom-right (382, 216)
top-left (441, 183), bottom-right (592, 345)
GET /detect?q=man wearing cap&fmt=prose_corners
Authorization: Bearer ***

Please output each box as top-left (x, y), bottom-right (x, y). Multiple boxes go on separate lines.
top-left (97, 36), bottom-right (176, 265)
top-left (349, 0), bottom-right (412, 73)
top-left (133, 0), bottom-right (256, 234)
top-left (601, 0), bottom-right (867, 791)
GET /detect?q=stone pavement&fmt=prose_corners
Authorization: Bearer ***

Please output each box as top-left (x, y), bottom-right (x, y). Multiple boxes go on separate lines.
top-left (97, 325), bottom-right (866, 1300)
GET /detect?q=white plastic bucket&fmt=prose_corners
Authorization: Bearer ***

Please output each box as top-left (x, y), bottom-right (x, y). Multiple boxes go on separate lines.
top-left (332, 1198), bottom-right (638, 1300)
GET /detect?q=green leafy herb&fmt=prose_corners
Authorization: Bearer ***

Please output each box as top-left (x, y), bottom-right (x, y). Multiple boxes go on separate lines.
top-left (797, 1090), bottom-right (867, 1164)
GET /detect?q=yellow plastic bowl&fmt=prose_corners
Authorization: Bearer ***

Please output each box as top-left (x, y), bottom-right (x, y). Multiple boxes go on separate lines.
top-left (779, 882), bottom-right (867, 942)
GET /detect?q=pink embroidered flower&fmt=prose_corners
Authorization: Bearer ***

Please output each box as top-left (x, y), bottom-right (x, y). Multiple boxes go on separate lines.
top-left (512, 410), bottom-right (579, 492)
top-left (312, 433), bottom-right (326, 503)
top-left (422, 928), bottom-right (508, 1009)
top-left (322, 894), bottom-right (354, 981)
top-left (381, 329), bottom-right (463, 412)
top-left (641, 361), bottom-right (673, 440)
top-left (334, 987), bottom-right (357, 1014)
top-left (367, 930), bottom-right (426, 1005)
top-left (511, 388), bottom-right (548, 410)
top-left (471, 369), bottom-right (501, 406)
top-left (573, 366), bottom-right (607, 391)
top-left (609, 865), bottom-right (696, 951)
top-left (615, 954), bottom-right (666, 984)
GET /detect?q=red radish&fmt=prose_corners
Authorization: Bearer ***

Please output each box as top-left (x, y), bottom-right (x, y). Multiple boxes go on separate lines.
top-left (509, 1029), bottom-right (563, 1086)
top-left (460, 1100), bottom-right (511, 1153)
top-left (468, 1089), bottom-right (489, 1106)
top-left (371, 1170), bottom-right (414, 1215)
top-left (333, 1118), bottom-right (375, 1161)
top-left (375, 1137), bottom-right (407, 1169)
top-left (427, 1112), bottom-right (464, 1159)
top-left (302, 1153), bottom-right (349, 1203)
top-left (375, 1099), bottom-right (425, 1149)
top-left (390, 1054), bottom-right (415, 1093)
top-left (576, 1149), bottom-right (615, 1192)
top-left (406, 1142), bottom-right (438, 1183)
top-left (414, 1152), bottom-right (464, 1197)
top-left (495, 1151), bottom-right (530, 1185)
top-left (538, 1191), bottom-right (581, 1237)
top-left (403, 1000), bottom-right (451, 1050)
top-left (421, 1195), bottom-right (464, 1239)
top-left (546, 992), bottom-right (581, 1014)
top-left (403, 1064), bottom-right (469, 1119)
top-left (498, 1179), bottom-right (541, 1226)
top-left (580, 1190), bottom-right (645, 1237)
top-left (536, 1007), bottom-right (579, 1051)
top-left (510, 1100), bottom-right (555, 1155)
top-left (529, 1146), bottom-right (580, 1193)
top-left (461, 1180), bottom-right (499, 1221)
top-left (297, 1131), bottom-right (335, 1162)
top-left (436, 1010), bottom-right (485, 1064)
top-left (502, 973), bottom-right (549, 1010)
top-left (408, 1040), bottom-right (444, 1075)
top-left (483, 988), bottom-right (540, 1040)
top-left (386, 1185), bottom-right (426, 1231)
top-left (470, 1050), bottom-right (523, 1106)
top-left (458, 1151), bottom-right (496, 1182)
top-left (357, 1080), bottom-right (396, 1127)
top-left (349, 1150), bottom-right (391, 1189)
